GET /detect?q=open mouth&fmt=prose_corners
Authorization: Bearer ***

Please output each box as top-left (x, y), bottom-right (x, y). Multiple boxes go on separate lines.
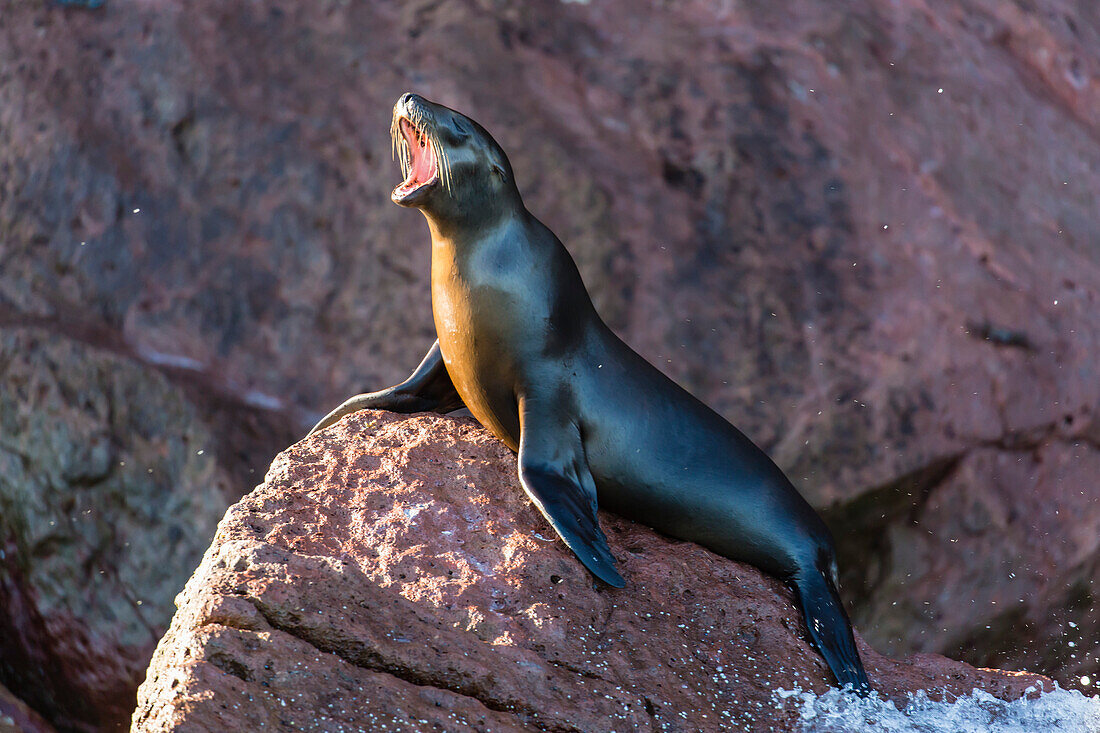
top-left (392, 117), bottom-right (439, 201)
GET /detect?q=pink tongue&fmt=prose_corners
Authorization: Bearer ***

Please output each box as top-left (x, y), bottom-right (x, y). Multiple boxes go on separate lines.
top-left (400, 118), bottom-right (437, 189)
top-left (412, 137), bottom-right (436, 184)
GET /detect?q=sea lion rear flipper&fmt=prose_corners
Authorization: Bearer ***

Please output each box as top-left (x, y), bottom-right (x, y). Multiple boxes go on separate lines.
top-left (308, 340), bottom-right (465, 436)
top-left (517, 403), bottom-right (624, 587)
top-left (792, 560), bottom-right (871, 695)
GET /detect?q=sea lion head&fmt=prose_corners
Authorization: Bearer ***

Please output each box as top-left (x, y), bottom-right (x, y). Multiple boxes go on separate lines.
top-left (390, 93), bottom-right (519, 228)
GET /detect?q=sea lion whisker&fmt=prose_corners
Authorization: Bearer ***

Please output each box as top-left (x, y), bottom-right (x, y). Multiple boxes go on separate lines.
top-left (397, 135), bottom-right (408, 179)
top-left (433, 146), bottom-right (443, 192)
top-left (390, 116), bottom-right (398, 163)
top-left (432, 130), bottom-right (451, 194)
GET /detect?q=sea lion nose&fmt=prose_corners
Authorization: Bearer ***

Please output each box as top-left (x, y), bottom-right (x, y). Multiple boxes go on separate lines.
top-left (399, 93), bottom-right (425, 111)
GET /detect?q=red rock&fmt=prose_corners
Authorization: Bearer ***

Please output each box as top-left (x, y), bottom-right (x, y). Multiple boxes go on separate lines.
top-left (132, 411), bottom-right (1050, 732)
top-left (1, 0), bottom-right (1098, 722)
top-left (0, 682), bottom-right (56, 733)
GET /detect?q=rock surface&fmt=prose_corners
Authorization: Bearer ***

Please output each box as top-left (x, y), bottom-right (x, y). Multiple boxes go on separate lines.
top-left (133, 411), bottom-right (1049, 732)
top-left (0, 328), bottom-right (233, 732)
top-left (2, 0), bottom-right (1099, 726)
top-left (0, 682), bottom-right (55, 733)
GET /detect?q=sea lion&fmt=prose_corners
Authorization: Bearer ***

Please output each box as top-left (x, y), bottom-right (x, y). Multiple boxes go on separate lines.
top-left (311, 93), bottom-right (871, 693)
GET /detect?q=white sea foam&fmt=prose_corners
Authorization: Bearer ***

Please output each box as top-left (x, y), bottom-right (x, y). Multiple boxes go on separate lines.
top-left (775, 684), bottom-right (1100, 733)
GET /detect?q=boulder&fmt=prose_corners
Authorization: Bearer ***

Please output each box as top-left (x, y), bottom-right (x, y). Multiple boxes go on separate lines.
top-left (0, 328), bottom-right (234, 731)
top-left (132, 411), bottom-right (1048, 732)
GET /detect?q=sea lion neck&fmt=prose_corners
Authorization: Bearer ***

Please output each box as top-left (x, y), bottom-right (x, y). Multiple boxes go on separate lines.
top-left (425, 206), bottom-right (526, 257)
top-left (419, 186), bottom-right (524, 244)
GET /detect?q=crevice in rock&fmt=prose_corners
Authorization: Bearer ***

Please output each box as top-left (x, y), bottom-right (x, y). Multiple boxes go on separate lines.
top-left (825, 425), bottom-right (1100, 615)
top-left (170, 112), bottom-right (196, 166)
top-left (974, 425), bottom-right (1100, 455)
top-left (240, 597), bottom-right (573, 732)
top-left (546, 657), bottom-right (604, 682)
top-left (206, 652), bottom-right (253, 684)
top-left (823, 452), bottom-right (964, 609)
top-left (0, 554), bottom-right (104, 733)
top-left (963, 320), bottom-right (1035, 351)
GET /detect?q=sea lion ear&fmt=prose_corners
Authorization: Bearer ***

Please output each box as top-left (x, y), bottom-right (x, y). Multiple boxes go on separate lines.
top-left (451, 117), bottom-right (471, 140)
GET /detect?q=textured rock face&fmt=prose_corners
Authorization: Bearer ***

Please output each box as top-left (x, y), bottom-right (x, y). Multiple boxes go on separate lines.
top-left (2, 0), bottom-right (1099, 725)
top-left (0, 681), bottom-right (55, 733)
top-left (133, 411), bottom-right (1049, 732)
top-left (0, 329), bottom-right (233, 732)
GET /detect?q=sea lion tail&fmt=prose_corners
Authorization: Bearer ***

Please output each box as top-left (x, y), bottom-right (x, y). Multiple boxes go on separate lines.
top-left (792, 556), bottom-right (871, 696)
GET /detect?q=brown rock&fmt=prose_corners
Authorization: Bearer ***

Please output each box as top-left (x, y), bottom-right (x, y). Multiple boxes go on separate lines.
top-left (132, 411), bottom-right (1049, 732)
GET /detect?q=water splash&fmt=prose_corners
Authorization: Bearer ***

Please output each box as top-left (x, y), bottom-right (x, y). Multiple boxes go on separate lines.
top-left (775, 684), bottom-right (1100, 733)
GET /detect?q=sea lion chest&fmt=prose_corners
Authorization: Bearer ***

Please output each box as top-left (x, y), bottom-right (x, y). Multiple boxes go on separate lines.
top-left (430, 233), bottom-right (537, 450)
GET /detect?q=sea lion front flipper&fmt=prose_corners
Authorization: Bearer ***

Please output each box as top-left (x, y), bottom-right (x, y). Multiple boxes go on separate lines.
top-left (517, 402), bottom-right (624, 587)
top-left (308, 340), bottom-right (465, 436)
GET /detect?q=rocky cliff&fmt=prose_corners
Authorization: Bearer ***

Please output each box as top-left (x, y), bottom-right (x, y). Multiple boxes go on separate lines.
top-left (132, 411), bottom-right (1048, 732)
top-left (0, 680), bottom-right (56, 733)
top-left (0, 329), bottom-right (235, 731)
top-left (2, 0), bottom-right (1098, 728)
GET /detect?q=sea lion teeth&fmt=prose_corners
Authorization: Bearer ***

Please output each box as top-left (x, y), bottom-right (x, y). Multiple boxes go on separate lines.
top-left (391, 115), bottom-right (439, 200)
